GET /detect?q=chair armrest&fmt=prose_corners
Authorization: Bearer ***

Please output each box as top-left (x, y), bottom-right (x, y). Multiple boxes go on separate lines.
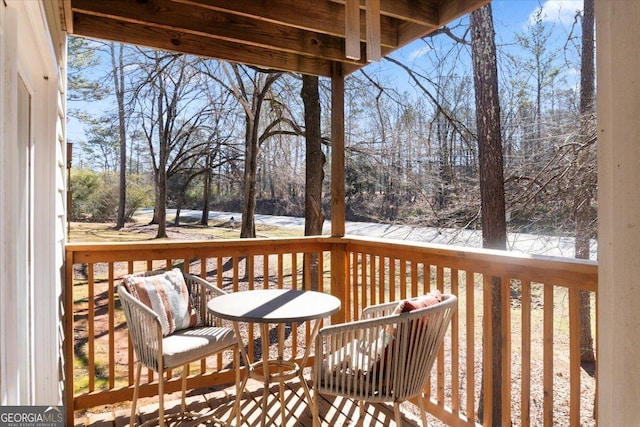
top-left (117, 284), bottom-right (163, 371)
top-left (361, 300), bottom-right (401, 319)
top-left (184, 273), bottom-right (227, 297)
top-left (183, 273), bottom-right (227, 327)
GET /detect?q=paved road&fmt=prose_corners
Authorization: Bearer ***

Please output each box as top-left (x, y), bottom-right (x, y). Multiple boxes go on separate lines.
top-left (147, 208), bottom-right (596, 260)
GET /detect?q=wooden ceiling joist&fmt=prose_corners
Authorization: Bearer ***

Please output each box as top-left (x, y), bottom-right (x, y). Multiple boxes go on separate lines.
top-left (73, 13), bottom-right (335, 76)
top-left (66, 0), bottom-right (489, 76)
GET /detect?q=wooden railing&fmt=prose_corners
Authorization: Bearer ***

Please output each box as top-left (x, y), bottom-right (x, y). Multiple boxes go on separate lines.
top-left (65, 235), bottom-right (597, 426)
top-left (342, 236), bottom-right (598, 427)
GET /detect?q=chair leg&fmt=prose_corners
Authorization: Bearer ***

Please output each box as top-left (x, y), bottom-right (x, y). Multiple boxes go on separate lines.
top-left (158, 370), bottom-right (165, 427)
top-left (417, 393), bottom-right (429, 427)
top-left (234, 346), bottom-right (241, 427)
top-left (180, 364), bottom-right (188, 417)
top-left (359, 401), bottom-right (366, 424)
top-left (393, 402), bottom-right (402, 427)
top-left (311, 388), bottom-right (319, 427)
top-left (130, 362), bottom-right (142, 426)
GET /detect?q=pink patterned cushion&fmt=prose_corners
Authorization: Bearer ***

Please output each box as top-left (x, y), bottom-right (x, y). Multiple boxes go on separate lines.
top-left (402, 289), bottom-right (443, 312)
top-left (371, 290), bottom-right (444, 387)
top-left (123, 269), bottom-right (198, 336)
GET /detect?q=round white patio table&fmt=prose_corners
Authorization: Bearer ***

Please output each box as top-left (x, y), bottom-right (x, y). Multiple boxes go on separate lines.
top-left (207, 288), bottom-right (341, 427)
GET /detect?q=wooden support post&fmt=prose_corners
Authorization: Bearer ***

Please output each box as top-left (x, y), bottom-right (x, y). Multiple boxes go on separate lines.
top-left (330, 62), bottom-right (346, 324)
top-left (331, 63), bottom-right (345, 238)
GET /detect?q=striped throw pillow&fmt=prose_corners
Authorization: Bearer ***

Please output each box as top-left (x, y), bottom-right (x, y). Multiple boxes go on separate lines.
top-left (123, 269), bottom-right (198, 336)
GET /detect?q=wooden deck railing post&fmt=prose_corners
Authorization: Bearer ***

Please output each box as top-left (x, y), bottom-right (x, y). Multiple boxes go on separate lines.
top-left (64, 249), bottom-right (75, 427)
top-left (330, 241), bottom-right (347, 325)
top-left (330, 62), bottom-right (345, 238)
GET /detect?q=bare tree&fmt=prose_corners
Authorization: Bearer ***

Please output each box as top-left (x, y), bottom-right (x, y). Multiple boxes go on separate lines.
top-left (214, 64), bottom-right (283, 238)
top-left (132, 50), bottom-right (214, 238)
top-left (302, 74), bottom-right (325, 289)
top-left (471, 4), bottom-right (507, 425)
top-left (109, 43), bottom-right (129, 229)
top-left (575, 0), bottom-right (596, 363)
top-left (513, 9), bottom-right (561, 153)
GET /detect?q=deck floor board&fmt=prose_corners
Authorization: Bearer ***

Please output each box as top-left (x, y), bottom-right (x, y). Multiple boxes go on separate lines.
top-left (74, 377), bottom-right (423, 426)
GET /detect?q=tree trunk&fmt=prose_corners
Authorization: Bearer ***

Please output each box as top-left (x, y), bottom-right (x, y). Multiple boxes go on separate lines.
top-left (240, 115), bottom-right (258, 238)
top-left (232, 68), bottom-right (281, 239)
top-left (301, 74), bottom-right (325, 290)
top-left (201, 150), bottom-right (212, 226)
top-left (471, 4), bottom-right (507, 425)
top-left (113, 43), bottom-right (127, 229)
top-left (576, 0), bottom-right (596, 363)
top-left (155, 155), bottom-right (168, 238)
top-left (155, 74), bottom-right (168, 239)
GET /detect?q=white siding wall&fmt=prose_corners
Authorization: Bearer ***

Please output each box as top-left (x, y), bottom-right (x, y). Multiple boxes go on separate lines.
top-left (596, 2), bottom-right (640, 425)
top-left (0, 0), bottom-right (66, 406)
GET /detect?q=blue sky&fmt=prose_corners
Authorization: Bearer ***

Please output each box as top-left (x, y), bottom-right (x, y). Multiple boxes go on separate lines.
top-left (399, 0), bottom-right (583, 62)
top-left (493, 0), bottom-right (582, 28)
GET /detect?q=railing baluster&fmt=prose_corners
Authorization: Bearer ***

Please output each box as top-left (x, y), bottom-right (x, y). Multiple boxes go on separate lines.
top-left (88, 263), bottom-right (95, 392)
top-left (369, 254), bottom-right (376, 305)
top-left (544, 283), bottom-right (554, 425)
top-left (377, 255), bottom-right (384, 303)
top-left (362, 253), bottom-right (368, 311)
top-left (292, 252), bottom-right (298, 289)
top-left (318, 250), bottom-right (325, 293)
top-left (411, 260), bottom-right (418, 297)
top-left (521, 280), bottom-right (532, 427)
top-left (400, 260), bottom-right (407, 300)
top-left (351, 252), bottom-right (359, 321)
top-left (465, 270), bottom-right (475, 422)
top-left (291, 252), bottom-right (299, 358)
top-left (126, 262), bottom-right (134, 385)
top-left (451, 268), bottom-right (460, 413)
top-left (278, 253), bottom-right (284, 289)
top-left (501, 275), bottom-right (512, 427)
top-left (569, 288), bottom-right (581, 426)
top-left (263, 254), bottom-right (269, 289)
top-left (248, 256), bottom-right (254, 290)
top-left (389, 258), bottom-right (396, 303)
top-left (482, 275), bottom-right (493, 427)
top-left (216, 256), bottom-right (222, 289)
top-left (436, 267), bottom-right (446, 404)
top-left (108, 262), bottom-right (115, 389)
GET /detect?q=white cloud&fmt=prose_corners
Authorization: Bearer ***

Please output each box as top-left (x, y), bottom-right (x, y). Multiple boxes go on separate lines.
top-left (530, 0), bottom-right (583, 27)
top-left (407, 45), bottom-right (433, 61)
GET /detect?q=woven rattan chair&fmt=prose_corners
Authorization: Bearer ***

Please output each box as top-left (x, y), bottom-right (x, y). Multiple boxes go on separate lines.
top-left (118, 270), bottom-right (240, 427)
top-left (312, 293), bottom-right (457, 427)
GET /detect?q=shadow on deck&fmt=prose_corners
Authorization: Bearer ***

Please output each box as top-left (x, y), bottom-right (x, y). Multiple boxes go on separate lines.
top-left (74, 377), bottom-right (428, 426)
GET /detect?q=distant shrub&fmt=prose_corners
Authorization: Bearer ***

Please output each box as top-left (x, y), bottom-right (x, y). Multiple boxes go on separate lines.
top-left (126, 175), bottom-right (153, 220)
top-left (70, 169), bottom-right (153, 222)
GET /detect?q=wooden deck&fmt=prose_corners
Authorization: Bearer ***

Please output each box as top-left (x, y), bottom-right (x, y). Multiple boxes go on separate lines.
top-left (74, 377), bottom-right (428, 427)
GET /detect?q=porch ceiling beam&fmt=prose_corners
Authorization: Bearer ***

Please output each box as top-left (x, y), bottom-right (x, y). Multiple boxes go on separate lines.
top-left (329, 0), bottom-right (439, 27)
top-left (439, 0), bottom-right (491, 26)
top-left (170, 0), bottom-right (400, 48)
top-left (70, 0), bottom-right (372, 67)
top-left (395, 0), bottom-right (491, 51)
top-left (72, 13), bottom-right (335, 77)
top-left (62, 0), bottom-right (73, 32)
